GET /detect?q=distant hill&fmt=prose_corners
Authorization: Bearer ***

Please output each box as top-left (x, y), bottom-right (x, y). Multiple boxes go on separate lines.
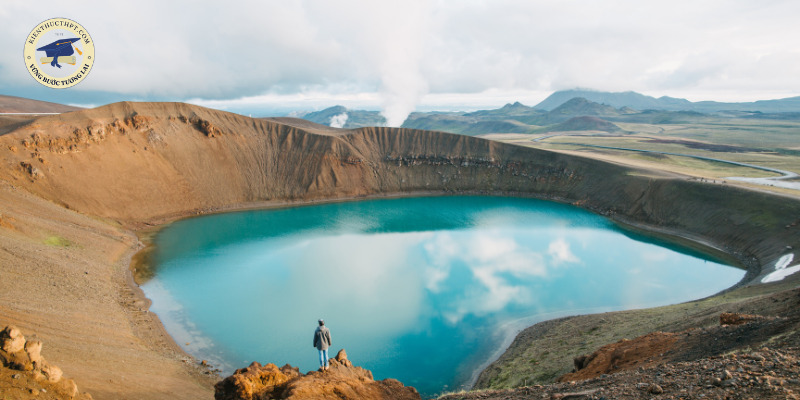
top-left (402, 103), bottom-right (541, 135)
top-left (300, 106), bottom-right (385, 128)
top-left (535, 89), bottom-right (800, 113)
top-left (549, 97), bottom-right (623, 118)
top-left (538, 116), bottom-right (622, 133)
top-left (464, 101), bottom-right (543, 118)
top-left (401, 113), bottom-right (479, 133)
top-left (403, 98), bottom-right (631, 135)
top-left (0, 94), bottom-right (82, 113)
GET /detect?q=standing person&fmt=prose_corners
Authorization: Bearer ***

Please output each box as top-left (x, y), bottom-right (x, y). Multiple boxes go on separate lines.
top-left (313, 319), bottom-right (332, 371)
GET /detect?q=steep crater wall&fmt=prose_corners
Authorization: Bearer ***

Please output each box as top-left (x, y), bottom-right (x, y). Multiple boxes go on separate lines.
top-left (1, 102), bottom-right (797, 282)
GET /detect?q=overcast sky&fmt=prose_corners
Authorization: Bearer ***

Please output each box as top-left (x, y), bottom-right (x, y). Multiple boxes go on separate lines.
top-left (2, 0), bottom-right (800, 123)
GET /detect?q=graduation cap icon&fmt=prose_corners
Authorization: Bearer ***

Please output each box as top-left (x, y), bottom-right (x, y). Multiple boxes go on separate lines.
top-left (36, 38), bottom-right (82, 68)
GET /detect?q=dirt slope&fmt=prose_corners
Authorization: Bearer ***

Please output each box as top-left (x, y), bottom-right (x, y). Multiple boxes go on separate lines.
top-left (0, 95), bottom-right (81, 114)
top-left (0, 101), bottom-right (798, 399)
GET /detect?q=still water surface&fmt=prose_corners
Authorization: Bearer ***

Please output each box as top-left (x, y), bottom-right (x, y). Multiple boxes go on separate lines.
top-left (142, 196), bottom-right (743, 397)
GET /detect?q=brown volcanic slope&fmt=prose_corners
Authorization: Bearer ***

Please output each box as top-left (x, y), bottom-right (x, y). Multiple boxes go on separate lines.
top-left (0, 94), bottom-right (82, 114)
top-left (0, 94), bottom-right (82, 135)
top-left (0, 101), bottom-right (799, 399)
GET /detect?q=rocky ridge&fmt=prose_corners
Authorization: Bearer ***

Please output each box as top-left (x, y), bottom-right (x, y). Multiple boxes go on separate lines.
top-left (214, 349), bottom-right (420, 400)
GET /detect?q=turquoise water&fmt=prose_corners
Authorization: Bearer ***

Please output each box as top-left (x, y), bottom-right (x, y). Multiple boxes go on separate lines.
top-left (142, 196), bottom-right (743, 397)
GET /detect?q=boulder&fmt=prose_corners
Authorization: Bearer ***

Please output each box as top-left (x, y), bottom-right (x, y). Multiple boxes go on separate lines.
top-left (25, 339), bottom-right (43, 364)
top-left (335, 349), bottom-right (352, 367)
top-left (58, 378), bottom-right (80, 398)
top-left (41, 361), bottom-right (63, 383)
top-left (1, 325), bottom-right (26, 353)
top-left (648, 383), bottom-right (663, 394)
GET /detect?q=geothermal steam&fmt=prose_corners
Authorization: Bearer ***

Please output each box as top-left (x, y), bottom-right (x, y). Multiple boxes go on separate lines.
top-left (372, 1), bottom-right (431, 127)
top-left (329, 112), bottom-right (349, 128)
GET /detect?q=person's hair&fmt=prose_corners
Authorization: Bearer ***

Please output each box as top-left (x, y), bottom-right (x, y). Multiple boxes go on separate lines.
top-left (318, 319), bottom-right (324, 326)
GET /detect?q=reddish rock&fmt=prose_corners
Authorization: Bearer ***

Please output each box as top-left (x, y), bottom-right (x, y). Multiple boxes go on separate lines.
top-left (559, 332), bottom-right (678, 382)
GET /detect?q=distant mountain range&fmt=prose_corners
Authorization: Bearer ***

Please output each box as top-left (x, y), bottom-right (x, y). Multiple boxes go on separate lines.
top-left (6, 89), bottom-right (798, 137)
top-left (534, 89), bottom-right (800, 113)
top-left (296, 89), bottom-right (800, 136)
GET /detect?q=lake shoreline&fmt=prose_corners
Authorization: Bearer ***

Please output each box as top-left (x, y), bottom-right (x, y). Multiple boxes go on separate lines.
top-left (127, 190), bottom-right (753, 396)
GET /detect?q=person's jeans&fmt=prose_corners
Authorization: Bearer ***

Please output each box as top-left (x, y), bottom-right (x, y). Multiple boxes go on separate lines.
top-left (319, 349), bottom-right (329, 368)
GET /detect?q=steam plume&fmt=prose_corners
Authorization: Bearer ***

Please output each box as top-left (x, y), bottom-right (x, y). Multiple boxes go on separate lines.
top-left (374, 1), bottom-right (431, 127)
top-left (329, 112), bottom-right (348, 128)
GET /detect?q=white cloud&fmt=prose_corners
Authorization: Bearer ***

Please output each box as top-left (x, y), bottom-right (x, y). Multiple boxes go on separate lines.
top-left (4, 0), bottom-right (800, 117)
top-left (422, 231), bottom-right (550, 322)
top-left (470, 266), bottom-right (524, 313)
top-left (548, 239), bottom-right (579, 265)
top-left (285, 233), bottom-right (426, 337)
top-left (422, 233), bottom-right (459, 292)
top-left (470, 235), bottom-right (518, 263)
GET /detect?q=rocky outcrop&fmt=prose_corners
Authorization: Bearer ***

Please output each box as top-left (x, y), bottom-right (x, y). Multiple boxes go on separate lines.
top-left (720, 312), bottom-right (769, 326)
top-left (214, 349), bottom-right (420, 400)
top-left (560, 332), bottom-right (679, 381)
top-left (0, 325), bottom-right (91, 399)
top-left (558, 311), bottom-right (794, 383)
top-left (192, 118), bottom-right (223, 137)
top-left (18, 161), bottom-right (43, 180)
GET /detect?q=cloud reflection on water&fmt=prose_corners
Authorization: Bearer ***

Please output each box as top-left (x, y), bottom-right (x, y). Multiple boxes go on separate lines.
top-left (144, 197), bottom-right (744, 396)
top-left (420, 230), bottom-right (573, 323)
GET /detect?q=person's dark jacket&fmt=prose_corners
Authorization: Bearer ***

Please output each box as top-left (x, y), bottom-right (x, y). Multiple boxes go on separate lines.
top-left (313, 326), bottom-right (331, 350)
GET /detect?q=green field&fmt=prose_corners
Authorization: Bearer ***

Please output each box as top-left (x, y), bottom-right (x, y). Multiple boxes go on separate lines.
top-left (487, 116), bottom-right (800, 194)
